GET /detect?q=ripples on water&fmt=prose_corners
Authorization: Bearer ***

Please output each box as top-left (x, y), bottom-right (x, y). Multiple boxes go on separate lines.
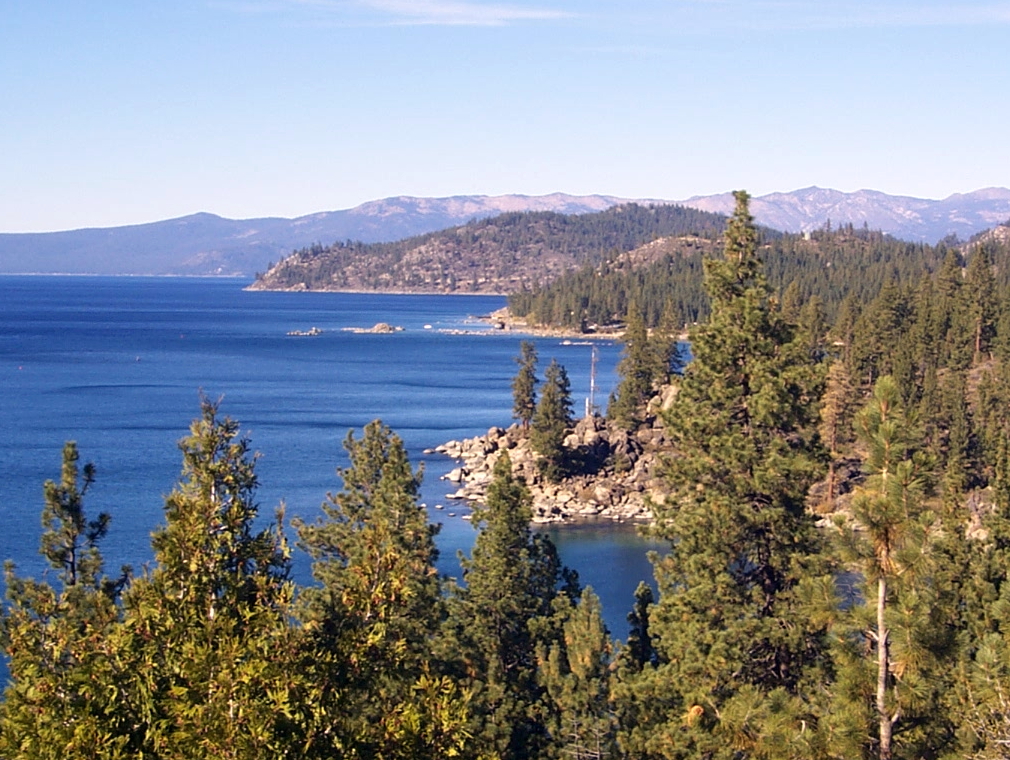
top-left (0, 276), bottom-right (662, 638)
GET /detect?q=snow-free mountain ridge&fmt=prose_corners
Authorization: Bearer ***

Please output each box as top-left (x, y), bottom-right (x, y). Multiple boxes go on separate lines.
top-left (0, 194), bottom-right (631, 277)
top-left (1, 188), bottom-right (1008, 277)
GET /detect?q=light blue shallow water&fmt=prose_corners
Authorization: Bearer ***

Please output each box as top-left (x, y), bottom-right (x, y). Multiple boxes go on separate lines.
top-left (0, 276), bottom-right (661, 638)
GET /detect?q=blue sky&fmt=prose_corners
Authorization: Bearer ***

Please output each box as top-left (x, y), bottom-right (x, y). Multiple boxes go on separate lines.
top-left (2, 1), bottom-right (1009, 231)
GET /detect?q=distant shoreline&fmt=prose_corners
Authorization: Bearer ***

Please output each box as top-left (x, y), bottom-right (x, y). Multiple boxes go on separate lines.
top-left (0, 272), bottom-right (252, 279)
top-left (481, 306), bottom-right (625, 341)
top-left (244, 282), bottom-right (509, 296)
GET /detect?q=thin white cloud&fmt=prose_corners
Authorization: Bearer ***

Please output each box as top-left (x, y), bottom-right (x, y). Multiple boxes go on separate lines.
top-left (211, 1), bottom-right (296, 12)
top-left (278, 0), bottom-right (573, 26)
top-left (360, 0), bottom-right (572, 26)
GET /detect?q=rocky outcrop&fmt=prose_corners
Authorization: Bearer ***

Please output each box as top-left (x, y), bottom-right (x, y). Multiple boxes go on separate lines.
top-left (341, 323), bottom-right (404, 334)
top-left (431, 414), bottom-right (671, 524)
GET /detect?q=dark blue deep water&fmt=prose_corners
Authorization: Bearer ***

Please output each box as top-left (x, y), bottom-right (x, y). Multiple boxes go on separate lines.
top-left (0, 276), bottom-right (660, 638)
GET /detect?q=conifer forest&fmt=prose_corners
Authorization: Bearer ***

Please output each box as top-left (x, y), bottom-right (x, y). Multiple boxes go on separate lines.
top-left (7, 192), bottom-right (1010, 760)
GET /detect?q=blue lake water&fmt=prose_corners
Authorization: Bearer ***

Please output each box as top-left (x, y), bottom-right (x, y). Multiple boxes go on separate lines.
top-left (0, 275), bottom-right (662, 638)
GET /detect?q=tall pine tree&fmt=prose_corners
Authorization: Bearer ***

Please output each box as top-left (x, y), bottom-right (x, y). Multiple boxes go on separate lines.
top-left (292, 420), bottom-right (469, 759)
top-left (830, 376), bottom-right (953, 760)
top-left (629, 190), bottom-right (832, 758)
top-left (113, 399), bottom-right (297, 760)
top-left (444, 453), bottom-right (577, 760)
top-left (1, 443), bottom-right (129, 759)
top-left (513, 341), bottom-right (539, 431)
top-left (531, 359), bottom-right (574, 482)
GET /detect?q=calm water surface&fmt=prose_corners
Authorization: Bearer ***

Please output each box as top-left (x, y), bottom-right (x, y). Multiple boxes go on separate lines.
top-left (0, 276), bottom-right (661, 637)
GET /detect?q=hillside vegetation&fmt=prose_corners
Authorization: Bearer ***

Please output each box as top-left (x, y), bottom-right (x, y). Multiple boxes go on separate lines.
top-left (508, 223), bottom-right (987, 330)
top-left (10, 195), bottom-right (1010, 759)
top-left (248, 204), bottom-right (728, 293)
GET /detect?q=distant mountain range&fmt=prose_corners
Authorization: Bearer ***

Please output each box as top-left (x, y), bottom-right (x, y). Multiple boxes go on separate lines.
top-left (0, 195), bottom-right (627, 277)
top-left (2, 188), bottom-right (1008, 277)
top-left (679, 186), bottom-right (1010, 244)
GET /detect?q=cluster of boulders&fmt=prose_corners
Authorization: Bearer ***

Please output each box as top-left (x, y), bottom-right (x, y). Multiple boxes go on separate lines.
top-left (430, 413), bottom-right (673, 524)
top-left (341, 322), bottom-right (404, 334)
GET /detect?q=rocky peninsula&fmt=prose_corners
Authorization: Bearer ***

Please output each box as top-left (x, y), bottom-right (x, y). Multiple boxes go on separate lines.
top-left (431, 387), bottom-right (677, 523)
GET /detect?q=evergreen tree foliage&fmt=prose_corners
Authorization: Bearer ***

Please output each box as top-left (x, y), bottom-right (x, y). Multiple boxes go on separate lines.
top-left (512, 340), bottom-right (539, 431)
top-left (820, 360), bottom-right (856, 510)
top-left (608, 306), bottom-right (675, 430)
top-left (963, 246), bottom-right (997, 363)
top-left (611, 582), bottom-right (659, 758)
top-left (850, 281), bottom-right (912, 392)
top-left (37, 443), bottom-right (109, 589)
top-left (623, 581), bottom-right (656, 672)
top-left (796, 295), bottom-right (829, 361)
top-left (260, 203), bottom-right (728, 294)
top-left (631, 191), bottom-right (832, 758)
top-left (8, 215), bottom-right (1010, 759)
top-left (292, 420), bottom-right (469, 759)
top-left (531, 359), bottom-right (574, 482)
top-left (0, 443), bottom-right (128, 759)
top-left (112, 398), bottom-right (297, 759)
top-left (830, 376), bottom-right (953, 760)
top-left (509, 216), bottom-right (947, 335)
top-left (445, 453), bottom-right (577, 760)
top-left (652, 300), bottom-right (685, 379)
top-left (950, 429), bottom-right (1010, 759)
top-left (539, 588), bottom-right (617, 759)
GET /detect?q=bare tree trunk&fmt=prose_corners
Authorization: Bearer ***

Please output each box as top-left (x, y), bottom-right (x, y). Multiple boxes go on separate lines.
top-left (824, 461), bottom-right (836, 511)
top-left (877, 575), bottom-right (892, 760)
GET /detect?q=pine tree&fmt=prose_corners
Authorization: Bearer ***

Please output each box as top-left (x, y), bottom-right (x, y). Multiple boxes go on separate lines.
top-left (445, 453), bottom-right (577, 760)
top-left (949, 429), bottom-right (1010, 758)
top-left (623, 581), bottom-right (656, 672)
top-left (963, 247), bottom-right (997, 364)
top-left (293, 420), bottom-right (469, 759)
top-left (539, 589), bottom-right (617, 760)
top-left (532, 359), bottom-right (574, 482)
top-left (851, 281), bottom-right (911, 391)
top-left (513, 340), bottom-right (539, 431)
top-left (608, 307), bottom-right (660, 429)
top-left (830, 376), bottom-right (951, 760)
top-left (820, 360), bottom-right (856, 510)
top-left (832, 294), bottom-right (862, 369)
top-left (633, 190), bottom-right (831, 758)
top-left (796, 295), bottom-right (828, 360)
top-left (0, 443), bottom-right (129, 759)
top-left (113, 399), bottom-right (296, 760)
top-left (935, 249), bottom-right (972, 371)
top-left (652, 300), bottom-right (685, 380)
top-left (36, 443), bottom-right (107, 588)
top-left (611, 583), bottom-right (660, 758)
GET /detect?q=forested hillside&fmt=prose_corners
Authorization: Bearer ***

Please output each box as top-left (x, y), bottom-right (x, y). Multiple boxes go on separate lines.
top-left (8, 197), bottom-right (1010, 759)
top-left (507, 222), bottom-right (1003, 331)
top-left (248, 204), bottom-right (729, 293)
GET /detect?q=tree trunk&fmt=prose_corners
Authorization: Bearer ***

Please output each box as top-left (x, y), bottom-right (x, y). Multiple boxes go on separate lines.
top-left (824, 461), bottom-right (836, 511)
top-left (975, 315), bottom-right (983, 364)
top-left (877, 575), bottom-right (892, 760)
